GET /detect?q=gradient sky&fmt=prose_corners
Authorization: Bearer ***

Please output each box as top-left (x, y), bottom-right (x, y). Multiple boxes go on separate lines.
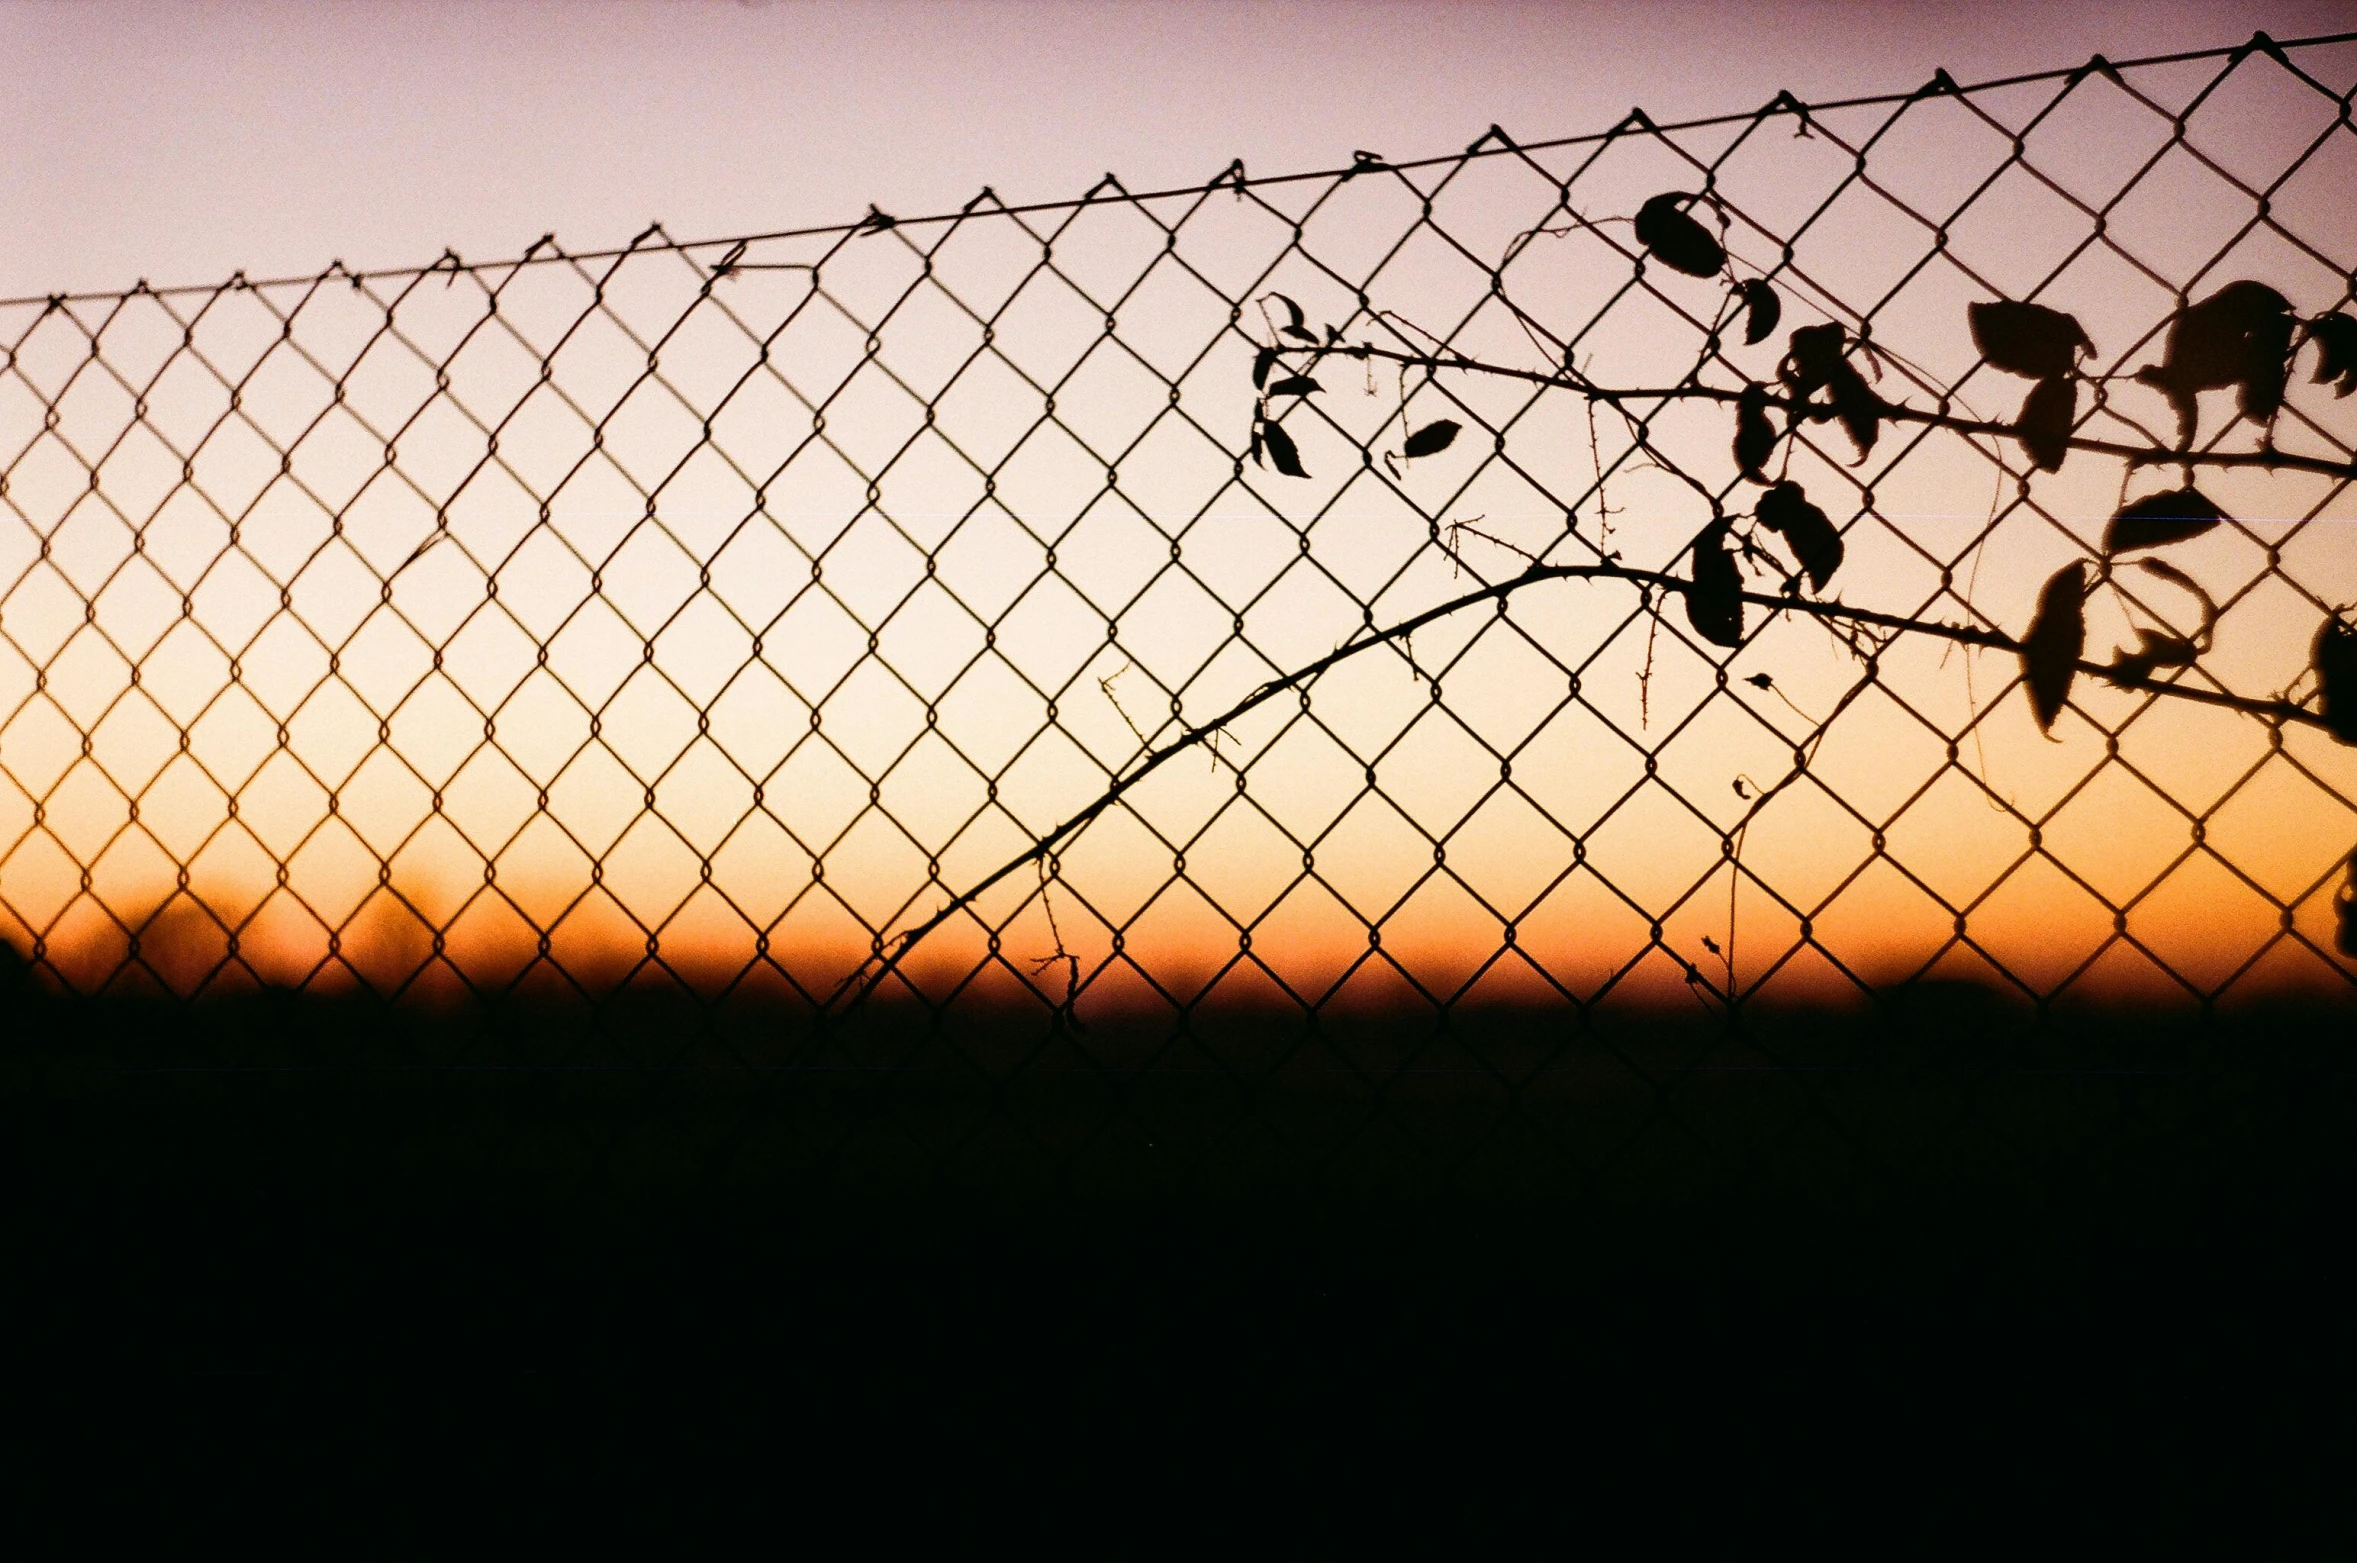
top-left (6, 0), bottom-right (2354, 300)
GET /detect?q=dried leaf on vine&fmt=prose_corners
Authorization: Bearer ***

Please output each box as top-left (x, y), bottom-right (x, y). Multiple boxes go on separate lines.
top-left (1733, 383), bottom-right (1776, 482)
top-left (2137, 631), bottom-right (2199, 667)
top-left (2020, 561), bottom-right (2086, 735)
top-left (1402, 419), bottom-right (1462, 459)
top-left (1967, 300), bottom-right (2093, 380)
top-left (1252, 347), bottom-right (1278, 389)
top-left (2315, 614), bottom-right (2357, 745)
top-left (1259, 419), bottom-right (1309, 478)
top-left (2014, 375), bottom-right (2076, 472)
top-left (2103, 486), bottom-right (2225, 555)
top-left (1754, 480), bottom-right (1844, 591)
top-left (2238, 315), bottom-right (2297, 422)
top-left (1780, 323), bottom-right (1848, 397)
top-left (1266, 375), bottom-right (1323, 397)
top-left (1826, 362), bottom-right (1883, 460)
top-left (2105, 629), bottom-right (2198, 690)
top-left (2133, 557), bottom-right (2218, 649)
top-left (2305, 312), bottom-right (2357, 396)
top-left (1684, 521), bottom-right (1746, 647)
top-left (1272, 292), bottom-right (1319, 344)
top-left (1739, 279), bottom-right (1782, 346)
top-left (1634, 193), bottom-right (1726, 278)
top-left (2134, 281), bottom-right (2295, 443)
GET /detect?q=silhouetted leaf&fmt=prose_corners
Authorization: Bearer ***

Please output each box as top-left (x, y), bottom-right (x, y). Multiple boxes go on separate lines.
top-left (1402, 419), bottom-right (1462, 459)
top-left (1739, 280), bottom-right (1782, 346)
top-left (2315, 613), bottom-right (2357, 745)
top-left (1272, 292), bottom-right (1319, 344)
top-left (2130, 558), bottom-right (2215, 664)
top-left (1754, 480), bottom-right (1843, 590)
top-left (2304, 312), bottom-right (2357, 396)
top-left (1968, 300), bottom-right (2093, 380)
top-left (2133, 555), bottom-right (2194, 588)
top-left (2134, 281), bottom-right (2295, 444)
top-left (1634, 193), bottom-right (1726, 279)
top-left (1826, 363), bottom-right (1883, 460)
top-left (1259, 419), bottom-right (1308, 478)
top-left (2241, 309), bottom-right (2297, 423)
top-left (1733, 384), bottom-right (1776, 482)
top-left (2105, 649), bottom-right (2155, 689)
top-left (2020, 561), bottom-right (2086, 735)
top-left (2134, 556), bottom-right (2217, 647)
top-left (1248, 423), bottom-right (1264, 466)
top-left (1777, 323), bottom-right (1880, 456)
top-left (1265, 376), bottom-right (1323, 397)
top-left (2104, 629), bottom-right (2198, 689)
top-left (1684, 521), bottom-right (1745, 647)
top-left (1780, 324), bottom-right (1847, 396)
top-left (1252, 347), bottom-right (1278, 389)
top-left (2103, 486), bottom-right (2226, 555)
top-left (2014, 375), bottom-right (2076, 473)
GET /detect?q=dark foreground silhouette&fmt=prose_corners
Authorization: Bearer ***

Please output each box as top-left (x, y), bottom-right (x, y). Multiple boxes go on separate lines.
top-left (5, 960), bottom-right (2351, 1463)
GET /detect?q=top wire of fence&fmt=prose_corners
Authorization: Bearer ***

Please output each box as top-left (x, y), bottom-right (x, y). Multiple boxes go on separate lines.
top-left (2, 28), bottom-right (2354, 1033)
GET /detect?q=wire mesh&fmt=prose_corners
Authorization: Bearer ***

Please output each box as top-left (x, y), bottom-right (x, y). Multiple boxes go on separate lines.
top-left (3, 33), bottom-right (2354, 1203)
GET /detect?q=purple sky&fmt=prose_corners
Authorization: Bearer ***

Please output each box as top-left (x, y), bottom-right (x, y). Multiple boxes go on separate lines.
top-left (6, 0), bottom-right (2351, 298)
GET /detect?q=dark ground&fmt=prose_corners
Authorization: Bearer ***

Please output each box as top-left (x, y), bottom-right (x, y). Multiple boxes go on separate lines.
top-left (4, 958), bottom-right (2351, 1492)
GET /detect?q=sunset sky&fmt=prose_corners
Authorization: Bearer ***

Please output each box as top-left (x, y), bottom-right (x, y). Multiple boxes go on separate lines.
top-left (2, 2), bottom-right (2353, 1012)
top-left (7, 1), bottom-right (2353, 300)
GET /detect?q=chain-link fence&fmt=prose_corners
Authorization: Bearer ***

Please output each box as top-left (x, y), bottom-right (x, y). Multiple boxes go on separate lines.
top-left (4, 33), bottom-right (2354, 1216)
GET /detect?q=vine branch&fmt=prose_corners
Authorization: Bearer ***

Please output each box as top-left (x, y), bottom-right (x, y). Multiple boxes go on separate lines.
top-left (1293, 342), bottom-right (2357, 482)
top-left (830, 557), bottom-right (2326, 1017)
